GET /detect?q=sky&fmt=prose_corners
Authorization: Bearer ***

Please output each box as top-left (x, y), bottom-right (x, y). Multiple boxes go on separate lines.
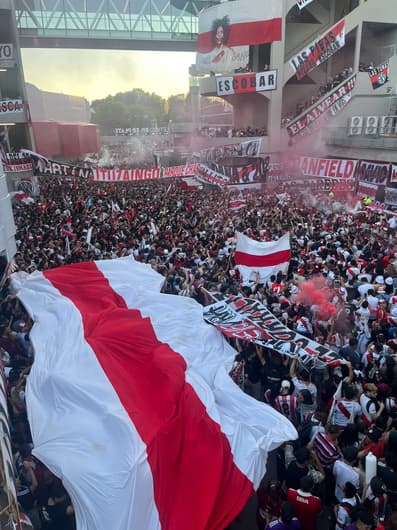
top-left (21, 49), bottom-right (196, 102)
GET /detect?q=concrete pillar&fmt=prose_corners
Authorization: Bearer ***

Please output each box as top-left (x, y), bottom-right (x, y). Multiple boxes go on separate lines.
top-left (353, 23), bottom-right (363, 72)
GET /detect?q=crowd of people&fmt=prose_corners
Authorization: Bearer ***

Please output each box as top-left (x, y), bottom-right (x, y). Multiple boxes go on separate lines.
top-left (282, 67), bottom-right (354, 126)
top-left (1, 176), bottom-right (397, 530)
top-left (198, 126), bottom-right (268, 138)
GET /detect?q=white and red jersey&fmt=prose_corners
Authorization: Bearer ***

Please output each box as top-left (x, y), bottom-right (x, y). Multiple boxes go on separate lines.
top-left (274, 394), bottom-right (298, 423)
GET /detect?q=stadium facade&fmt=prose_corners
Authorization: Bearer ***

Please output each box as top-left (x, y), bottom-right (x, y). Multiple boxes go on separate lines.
top-left (198, 0), bottom-right (397, 161)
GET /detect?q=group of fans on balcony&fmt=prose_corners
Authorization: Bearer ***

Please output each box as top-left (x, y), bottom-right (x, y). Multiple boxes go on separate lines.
top-left (2, 176), bottom-right (397, 530)
top-left (282, 67), bottom-right (354, 126)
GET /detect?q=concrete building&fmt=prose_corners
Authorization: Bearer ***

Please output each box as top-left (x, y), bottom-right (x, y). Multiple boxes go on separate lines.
top-left (198, 0), bottom-right (397, 161)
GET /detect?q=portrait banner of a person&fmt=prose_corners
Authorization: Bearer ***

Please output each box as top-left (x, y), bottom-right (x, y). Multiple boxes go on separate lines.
top-left (195, 16), bottom-right (249, 74)
top-left (195, 0), bottom-right (282, 75)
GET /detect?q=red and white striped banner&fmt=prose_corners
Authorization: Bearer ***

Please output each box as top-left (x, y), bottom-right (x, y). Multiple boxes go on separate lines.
top-left (235, 232), bottom-right (291, 285)
top-left (15, 258), bottom-right (296, 530)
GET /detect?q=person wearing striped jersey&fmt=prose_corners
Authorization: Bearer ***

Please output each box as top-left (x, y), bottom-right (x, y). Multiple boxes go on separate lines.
top-left (274, 380), bottom-right (299, 424)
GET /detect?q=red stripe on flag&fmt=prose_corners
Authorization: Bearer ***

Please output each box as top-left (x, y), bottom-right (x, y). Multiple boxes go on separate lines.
top-left (235, 249), bottom-right (291, 267)
top-left (44, 264), bottom-right (254, 530)
top-left (197, 18), bottom-right (282, 53)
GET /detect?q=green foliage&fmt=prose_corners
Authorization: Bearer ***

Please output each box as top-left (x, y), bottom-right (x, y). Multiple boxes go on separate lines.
top-left (91, 89), bottom-right (181, 135)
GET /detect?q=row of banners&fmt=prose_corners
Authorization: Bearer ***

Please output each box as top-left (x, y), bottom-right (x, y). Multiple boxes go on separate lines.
top-left (4, 152), bottom-right (397, 190)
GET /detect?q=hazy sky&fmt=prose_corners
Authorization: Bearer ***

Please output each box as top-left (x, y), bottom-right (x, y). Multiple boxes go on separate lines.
top-left (21, 49), bottom-right (196, 102)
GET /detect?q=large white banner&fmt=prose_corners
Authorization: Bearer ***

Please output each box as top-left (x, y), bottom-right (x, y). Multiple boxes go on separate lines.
top-left (299, 157), bottom-right (357, 179)
top-left (289, 20), bottom-right (345, 80)
top-left (196, 0), bottom-right (281, 74)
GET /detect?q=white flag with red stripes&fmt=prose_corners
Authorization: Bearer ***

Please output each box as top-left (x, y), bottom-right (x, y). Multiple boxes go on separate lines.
top-left (15, 257), bottom-right (296, 530)
top-left (229, 199), bottom-right (247, 210)
top-left (235, 232), bottom-right (291, 285)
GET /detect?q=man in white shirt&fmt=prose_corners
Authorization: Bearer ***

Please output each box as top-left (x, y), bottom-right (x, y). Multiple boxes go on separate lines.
top-left (331, 385), bottom-right (362, 428)
top-left (333, 446), bottom-right (361, 502)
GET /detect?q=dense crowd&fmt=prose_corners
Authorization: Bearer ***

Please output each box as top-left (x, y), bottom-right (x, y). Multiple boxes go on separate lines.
top-left (198, 126), bottom-right (268, 138)
top-left (2, 177), bottom-right (397, 530)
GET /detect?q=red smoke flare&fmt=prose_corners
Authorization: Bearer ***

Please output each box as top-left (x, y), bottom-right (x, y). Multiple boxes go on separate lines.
top-left (296, 275), bottom-right (337, 320)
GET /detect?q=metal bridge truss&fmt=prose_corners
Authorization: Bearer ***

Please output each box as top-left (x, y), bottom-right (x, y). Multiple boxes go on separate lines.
top-left (14, 0), bottom-right (212, 49)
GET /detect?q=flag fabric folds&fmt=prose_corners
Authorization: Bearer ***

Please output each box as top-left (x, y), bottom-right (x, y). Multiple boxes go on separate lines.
top-left (235, 232), bottom-right (291, 285)
top-left (14, 257), bottom-right (296, 530)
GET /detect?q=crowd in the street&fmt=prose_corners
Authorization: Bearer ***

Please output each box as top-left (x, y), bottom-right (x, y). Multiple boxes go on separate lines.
top-left (1, 176), bottom-right (397, 530)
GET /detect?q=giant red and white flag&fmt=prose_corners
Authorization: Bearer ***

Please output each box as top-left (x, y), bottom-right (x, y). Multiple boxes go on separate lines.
top-left (196, 0), bottom-right (282, 74)
top-left (14, 257), bottom-right (296, 530)
top-left (235, 232), bottom-right (291, 285)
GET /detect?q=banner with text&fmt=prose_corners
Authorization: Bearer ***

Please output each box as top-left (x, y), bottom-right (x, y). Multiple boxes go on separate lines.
top-left (0, 98), bottom-right (23, 115)
top-left (357, 160), bottom-right (390, 186)
top-left (289, 19), bottom-right (345, 80)
top-left (162, 164), bottom-right (200, 177)
top-left (201, 138), bottom-right (263, 165)
top-left (203, 294), bottom-right (342, 367)
top-left (287, 75), bottom-right (356, 140)
top-left (216, 70), bottom-right (277, 96)
top-left (390, 164), bottom-right (397, 183)
top-left (357, 181), bottom-right (379, 200)
top-left (92, 168), bottom-right (162, 182)
top-left (299, 156), bottom-right (357, 179)
top-left (34, 158), bottom-right (93, 179)
top-left (368, 61), bottom-right (389, 90)
top-left (197, 165), bottom-right (229, 186)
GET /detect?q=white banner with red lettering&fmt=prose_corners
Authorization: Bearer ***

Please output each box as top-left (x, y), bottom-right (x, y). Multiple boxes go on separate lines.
top-left (289, 20), bottom-right (345, 80)
top-left (92, 165), bottom-right (200, 182)
top-left (216, 70), bottom-right (277, 96)
top-left (299, 157), bottom-right (357, 179)
top-left (3, 152), bottom-right (33, 172)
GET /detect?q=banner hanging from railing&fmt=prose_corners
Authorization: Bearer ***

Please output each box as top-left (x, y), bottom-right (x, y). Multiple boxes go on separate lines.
top-left (289, 20), bottom-right (345, 80)
top-left (286, 75), bottom-right (356, 140)
top-left (3, 152), bottom-right (33, 172)
top-left (216, 70), bottom-right (277, 96)
top-left (368, 61), bottom-right (390, 90)
top-left (299, 156), bottom-right (357, 179)
top-left (357, 160), bottom-right (390, 186)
